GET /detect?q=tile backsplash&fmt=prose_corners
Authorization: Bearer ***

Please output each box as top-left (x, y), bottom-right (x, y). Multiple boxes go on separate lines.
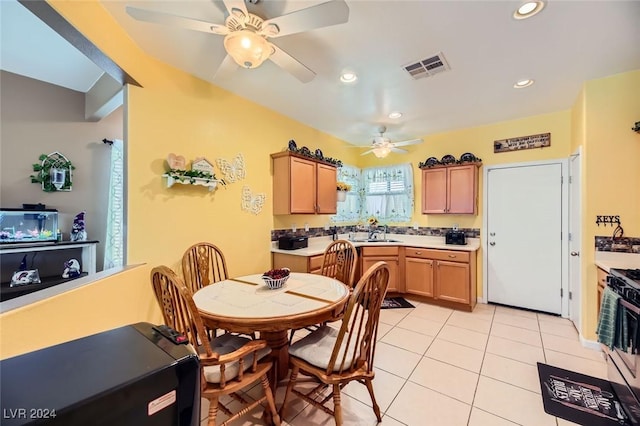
top-left (271, 226), bottom-right (480, 241)
top-left (595, 236), bottom-right (640, 253)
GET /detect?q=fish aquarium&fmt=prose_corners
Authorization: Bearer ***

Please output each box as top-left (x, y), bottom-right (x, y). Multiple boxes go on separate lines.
top-left (0, 208), bottom-right (59, 244)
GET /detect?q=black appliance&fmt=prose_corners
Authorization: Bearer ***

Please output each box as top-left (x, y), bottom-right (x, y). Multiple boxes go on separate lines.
top-left (0, 322), bottom-right (200, 426)
top-left (445, 230), bottom-right (467, 245)
top-left (606, 268), bottom-right (640, 424)
top-left (278, 235), bottom-right (308, 250)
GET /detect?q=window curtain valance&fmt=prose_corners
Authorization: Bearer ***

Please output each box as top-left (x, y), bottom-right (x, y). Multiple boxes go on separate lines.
top-left (332, 163), bottom-right (413, 224)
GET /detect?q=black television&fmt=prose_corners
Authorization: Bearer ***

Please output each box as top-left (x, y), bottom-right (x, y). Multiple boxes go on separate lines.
top-left (0, 322), bottom-right (200, 426)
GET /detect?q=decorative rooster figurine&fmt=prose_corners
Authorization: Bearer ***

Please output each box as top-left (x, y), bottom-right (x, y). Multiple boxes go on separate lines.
top-left (70, 211), bottom-right (87, 241)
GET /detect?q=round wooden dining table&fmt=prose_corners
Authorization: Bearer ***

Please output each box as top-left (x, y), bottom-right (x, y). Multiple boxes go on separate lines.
top-left (193, 272), bottom-right (350, 383)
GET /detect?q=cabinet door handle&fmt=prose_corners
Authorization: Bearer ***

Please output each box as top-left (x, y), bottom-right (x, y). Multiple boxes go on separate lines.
top-left (415, 251), bottom-right (422, 255)
top-left (448, 255), bottom-right (456, 258)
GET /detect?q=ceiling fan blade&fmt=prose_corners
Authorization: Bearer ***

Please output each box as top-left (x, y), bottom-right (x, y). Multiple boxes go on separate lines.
top-left (263, 0), bottom-right (349, 38)
top-left (360, 149), bottom-right (374, 156)
top-left (392, 138), bottom-right (423, 147)
top-left (213, 54), bottom-right (239, 80)
top-left (126, 6), bottom-right (228, 35)
top-left (268, 44), bottom-right (316, 83)
top-left (222, 0), bottom-right (248, 19)
top-left (390, 148), bottom-right (408, 154)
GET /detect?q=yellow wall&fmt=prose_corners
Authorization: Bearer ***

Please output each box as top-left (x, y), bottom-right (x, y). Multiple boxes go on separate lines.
top-left (0, 265), bottom-right (158, 360)
top-left (581, 70), bottom-right (640, 339)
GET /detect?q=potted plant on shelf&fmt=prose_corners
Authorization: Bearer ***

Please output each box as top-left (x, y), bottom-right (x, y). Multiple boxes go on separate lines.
top-left (336, 182), bottom-right (351, 202)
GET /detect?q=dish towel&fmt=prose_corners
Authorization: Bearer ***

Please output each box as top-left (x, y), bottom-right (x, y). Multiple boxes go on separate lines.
top-left (596, 286), bottom-right (620, 349)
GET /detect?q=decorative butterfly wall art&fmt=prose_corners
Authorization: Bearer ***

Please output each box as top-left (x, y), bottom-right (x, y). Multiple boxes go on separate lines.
top-left (241, 186), bottom-right (266, 215)
top-left (216, 153), bottom-right (246, 183)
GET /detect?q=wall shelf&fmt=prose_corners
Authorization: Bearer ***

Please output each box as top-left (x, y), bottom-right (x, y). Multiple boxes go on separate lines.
top-left (163, 174), bottom-right (221, 192)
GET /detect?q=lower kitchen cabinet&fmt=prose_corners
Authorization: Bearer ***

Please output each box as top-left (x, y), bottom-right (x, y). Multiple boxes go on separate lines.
top-left (272, 252), bottom-right (324, 274)
top-left (404, 247), bottom-right (476, 311)
top-left (435, 260), bottom-right (470, 304)
top-left (405, 255), bottom-right (434, 297)
top-left (273, 244), bottom-right (477, 311)
top-left (360, 246), bottom-right (399, 292)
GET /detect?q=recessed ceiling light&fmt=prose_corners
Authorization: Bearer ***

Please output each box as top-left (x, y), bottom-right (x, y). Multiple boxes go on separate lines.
top-left (514, 79), bottom-right (535, 89)
top-left (514, 1), bottom-right (545, 20)
top-left (388, 112), bottom-right (402, 119)
top-left (340, 71), bottom-right (357, 83)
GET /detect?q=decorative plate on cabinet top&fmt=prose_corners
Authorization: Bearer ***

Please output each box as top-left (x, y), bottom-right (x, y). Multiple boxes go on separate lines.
top-left (299, 146), bottom-right (312, 156)
top-left (288, 140), bottom-right (298, 151)
top-left (441, 154), bottom-right (456, 165)
top-left (315, 149), bottom-right (324, 160)
top-left (459, 152), bottom-right (478, 163)
top-left (425, 157), bottom-right (439, 166)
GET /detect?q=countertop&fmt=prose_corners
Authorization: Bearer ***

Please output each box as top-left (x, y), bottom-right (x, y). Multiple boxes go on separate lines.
top-left (595, 251), bottom-right (640, 272)
top-left (271, 234), bottom-right (481, 257)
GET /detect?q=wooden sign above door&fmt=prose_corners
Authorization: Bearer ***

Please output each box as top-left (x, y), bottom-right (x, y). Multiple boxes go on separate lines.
top-left (494, 132), bottom-right (551, 153)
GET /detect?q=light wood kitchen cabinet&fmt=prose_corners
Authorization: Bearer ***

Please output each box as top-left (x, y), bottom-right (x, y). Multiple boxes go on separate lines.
top-left (360, 246), bottom-right (400, 292)
top-left (404, 256), bottom-right (434, 297)
top-left (597, 267), bottom-right (608, 318)
top-left (403, 247), bottom-right (476, 311)
top-left (272, 252), bottom-right (324, 274)
top-left (421, 164), bottom-right (479, 214)
top-left (272, 151), bottom-right (337, 215)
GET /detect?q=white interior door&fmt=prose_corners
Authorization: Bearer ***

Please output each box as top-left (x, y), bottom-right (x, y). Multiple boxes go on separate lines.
top-left (569, 151), bottom-right (582, 329)
top-left (486, 163), bottom-right (563, 314)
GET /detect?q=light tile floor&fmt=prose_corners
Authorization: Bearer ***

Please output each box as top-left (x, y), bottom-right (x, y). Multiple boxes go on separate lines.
top-left (202, 300), bottom-right (607, 425)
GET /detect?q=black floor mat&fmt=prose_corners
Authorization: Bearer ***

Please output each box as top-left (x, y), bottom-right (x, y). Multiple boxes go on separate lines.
top-left (381, 297), bottom-right (415, 309)
top-left (537, 362), bottom-right (629, 425)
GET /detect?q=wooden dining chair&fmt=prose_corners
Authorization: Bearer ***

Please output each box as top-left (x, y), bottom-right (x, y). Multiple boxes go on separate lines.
top-left (320, 239), bottom-right (358, 288)
top-left (280, 261), bottom-right (390, 425)
top-left (181, 242), bottom-right (229, 294)
top-left (150, 266), bottom-right (281, 426)
top-left (289, 239), bottom-right (358, 344)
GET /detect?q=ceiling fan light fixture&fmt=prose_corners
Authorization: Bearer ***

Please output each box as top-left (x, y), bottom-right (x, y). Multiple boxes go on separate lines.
top-left (388, 111), bottom-right (402, 119)
top-left (223, 30), bottom-right (273, 69)
top-left (373, 146), bottom-right (391, 158)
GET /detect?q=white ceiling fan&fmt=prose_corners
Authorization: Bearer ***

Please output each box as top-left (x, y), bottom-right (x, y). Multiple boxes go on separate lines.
top-left (125, 0), bottom-right (349, 83)
top-left (359, 126), bottom-right (423, 158)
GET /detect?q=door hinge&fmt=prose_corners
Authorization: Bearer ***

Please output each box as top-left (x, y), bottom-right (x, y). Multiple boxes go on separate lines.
top-left (560, 288), bottom-right (563, 298)
top-left (569, 176), bottom-right (573, 184)
top-left (569, 291), bottom-right (573, 300)
top-left (568, 232), bottom-right (572, 241)
top-left (561, 176), bottom-right (564, 184)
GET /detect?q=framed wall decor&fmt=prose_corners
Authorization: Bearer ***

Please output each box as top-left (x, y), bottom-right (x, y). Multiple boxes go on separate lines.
top-left (494, 133), bottom-right (551, 153)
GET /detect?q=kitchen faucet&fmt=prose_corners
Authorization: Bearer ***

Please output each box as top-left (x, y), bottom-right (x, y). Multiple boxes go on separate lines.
top-left (368, 225), bottom-right (387, 240)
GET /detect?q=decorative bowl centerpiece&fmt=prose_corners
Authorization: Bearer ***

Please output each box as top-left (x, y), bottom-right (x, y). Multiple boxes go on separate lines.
top-left (262, 268), bottom-right (290, 289)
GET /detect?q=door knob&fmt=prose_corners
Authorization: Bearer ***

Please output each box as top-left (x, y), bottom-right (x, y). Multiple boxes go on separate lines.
top-left (570, 251), bottom-right (580, 256)
top-left (490, 232), bottom-right (495, 236)
top-left (489, 242), bottom-right (495, 246)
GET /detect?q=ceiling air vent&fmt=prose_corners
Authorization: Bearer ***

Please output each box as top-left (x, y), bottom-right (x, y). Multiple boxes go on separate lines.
top-left (403, 52), bottom-right (450, 80)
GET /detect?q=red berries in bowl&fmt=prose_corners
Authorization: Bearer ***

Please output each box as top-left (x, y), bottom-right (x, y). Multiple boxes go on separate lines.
top-left (262, 268), bottom-right (290, 289)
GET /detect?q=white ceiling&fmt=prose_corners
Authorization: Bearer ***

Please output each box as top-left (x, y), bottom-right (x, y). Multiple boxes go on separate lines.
top-left (3, 1), bottom-right (640, 146)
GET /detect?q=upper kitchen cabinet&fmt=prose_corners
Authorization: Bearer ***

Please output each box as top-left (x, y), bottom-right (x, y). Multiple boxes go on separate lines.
top-left (272, 151), bottom-right (337, 215)
top-left (421, 164), bottom-right (480, 214)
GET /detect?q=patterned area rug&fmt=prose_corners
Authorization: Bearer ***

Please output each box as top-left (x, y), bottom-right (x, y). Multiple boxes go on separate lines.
top-left (537, 362), bottom-right (628, 426)
top-left (381, 297), bottom-right (415, 309)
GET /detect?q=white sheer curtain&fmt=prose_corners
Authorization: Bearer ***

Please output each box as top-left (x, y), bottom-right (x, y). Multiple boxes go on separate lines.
top-left (332, 164), bottom-right (362, 223)
top-left (361, 163), bottom-right (413, 223)
top-left (104, 139), bottom-right (124, 269)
